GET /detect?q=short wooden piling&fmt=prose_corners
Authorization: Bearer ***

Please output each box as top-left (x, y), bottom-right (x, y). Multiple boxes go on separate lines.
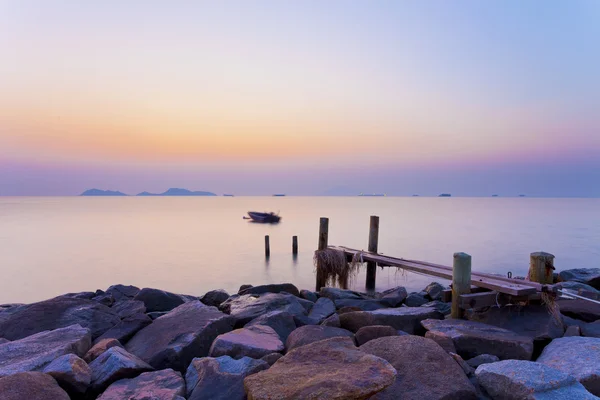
top-left (292, 236), bottom-right (298, 255)
top-left (528, 252), bottom-right (555, 284)
top-left (366, 215), bottom-right (379, 291)
top-left (315, 218), bottom-right (329, 291)
top-left (265, 235), bottom-right (270, 257)
top-left (451, 252), bottom-right (472, 319)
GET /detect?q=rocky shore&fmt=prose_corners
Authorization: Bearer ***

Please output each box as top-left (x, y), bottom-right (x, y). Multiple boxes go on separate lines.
top-left (0, 268), bottom-right (599, 399)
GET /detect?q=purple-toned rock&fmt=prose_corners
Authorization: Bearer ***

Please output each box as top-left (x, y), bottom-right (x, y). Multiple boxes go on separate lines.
top-left (466, 354), bottom-right (499, 368)
top-left (133, 288), bottom-right (188, 312)
top-left (424, 330), bottom-right (457, 353)
top-left (92, 293), bottom-right (115, 307)
top-left (319, 287), bottom-right (369, 301)
top-left (42, 354), bottom-right (91, 394)
top-left (404, 291), bottom-right (429, 307)
top-left (244, 310), bottom-right (296, 342)
top-left (209, 325), bottom-right (284, 359)
top-left (201, 289), bottom-right (230, 307)
top-left (424, 282), bottom-right (445, 301)
top-left (89, 346), bottom-right (153, 393)
top-left (0, 372), bottom-right (70, 400)
top-left (0, 324), bottom-right (91, 377)
top-left (564, 325), bottom-right (581, 336)
top-left (94, 313), bottom-right (152, 345)
top-left (340, 307), bottom-right (443, 334)
top-left (239, 283), bottom-right (300, 297)
top-left (98, 369), bottom-right (185, 400)
top-left (378, 286), bottom-right (408, 307)
top-left (334, 299), bottom-right (389, 311)
top-left (421, 300), bottom-right (451, 315)
top-left (450, 352), bottom-right (475, 376)
top-left (300, 289), bottom-right (318, 302)
top-left (559, 268), bottom-right (600, 289)
top-left (111, 300), bottom-right (146, 319)
top-left (355, 325), bottom-right (399, 346)
top-left (220, 293), bottom-right (306, 326)
top-left (0, 338), bottom-right (8, 345)
top-left (261, 352), bottom-right (283, 366)
top-left (84, 338), bottom-right (123, 363)
top-left (557, 299), bottom-right (600, 322)
top-left (126, 301), bottom-right (234, 372)
top-left (307, 297), bottom-right (335, 323)
top-left (285, 325), bottom-right (354, 352)
top-left (106, 284), bottom-right (140, 301)
top-left (321, 313), bottom-right (341, 328)
top-left (582, 321), bottom-right (600, 338)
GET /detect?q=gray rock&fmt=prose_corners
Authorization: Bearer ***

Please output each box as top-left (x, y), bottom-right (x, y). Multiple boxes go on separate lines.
top-left (450, 352), bottom-right (475, 376)
top-left (92, 293), bottom-right (115, 307)
top-left (565, 325), bottom-right (582, 336)
top-left (0, 296), bottom-right (120, 341)
top-left (421, 300), bottom-right (451, 315)
top-left (209, 325), bottom-right (284, 359)
top-left (334, 298), bottom-right (389, 311)
top-left (94, 313), bottom-right (152, 344)
top-left (404, 291), bottom-right (429, 307)
top-left (466, 354), bottom-right (500, 368)
top-left (321, 313), bottom-right (341, 328)
top-left (355, 325), bottom-right (399, 346)
top-left (421, 318), bottom-right (534, 360)
top-left (0, 324), bottom-right (91, 377)
top-left (378, 286), bottom-right (408, 307)
top-left (300, 289), bottom-right (318, 302)
top-left (244, 337), bottom-right (396, 400)
top-left (89, 346), bottom-right (153, 394)
top-left (537, 336), bottom-right (600, 396)
top-left (63, 291), bottom-right (96, 300)
top-left (148, 311), bottom-right (170, 320)
top-left (126, 301), bottom-right (234, 372)
top-left (285, 325), bottom-right (354, 352)
top-left (582, 321), bottom-right (600, 338)
top-left (239, 283), bottom-right (300, 297)
top-left (42, 353), bottom-right (91, 394)
top-left (361, 336), bottom-right (477, 400)
top-left (200, 289), bottom-right (230, 307)
top-left (340, 307), bottom-right (444, 335)
top-left (219, 293), bottom-right (306, 326)
top-left (98, 369), bottom-right (185, 400)
top-left (319, 287), bottom-right (370, 301)
top-left (293, 313), bottom-right (318, 327)
top-left (111, 300), bottom-right (146, 319)
top-left (558, 281), bottom-right (600, 294)
top-left (84, 338), bottom-right (123, 363)
top-left (106, 284), bottom-right (140, 301)
top-left (476, 359), bottom-right (598, 399)
top-left (0, 372), bottom-right (70, 400)
top-left (261, 352), bottom-right (283, 365)
top-left (289, 295), bottom-right (314, 313)
top-left (244, 310), bottom-right (296, 342)
top-left (134, 288), bottom-right (188, 312)
top-left (186, 356), bottom-right (269, 400)
top-left (559, 268), bottom-right (600, 289)
top-left (557, 298), bottom-right (600, 322)
top-left (424, 282), bottom-right (445, 301)
top-left (308, 297), bottom-right (335, 323)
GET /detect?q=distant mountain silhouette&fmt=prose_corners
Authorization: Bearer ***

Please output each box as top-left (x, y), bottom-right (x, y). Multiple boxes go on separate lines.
top-left (136, 188), bottom-right (217, 196)
top-left (80, 189), bottom-right (128, 196)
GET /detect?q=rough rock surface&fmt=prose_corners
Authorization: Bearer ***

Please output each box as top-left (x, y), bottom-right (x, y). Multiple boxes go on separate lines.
top-left (106, 284), bottom-right (140, 301)
top-left (133, 288), bottom-right (187, 312)
top-left (0, 324), bottom-right (91, 377)
top-left (220, 293), bottom-right (306, 326)
top-left (424, 282), bottom-right (445, 301)
top-left (244, 310), bottom-right (296, 342)
top-left (377, 286), bottom-right (408, 307)
top-left (559, 268), bottom-right (600, 289)
top-left (537, 336), bottom-right (600, 396)
top-left (186, 356), bottom-right (269, 400)
top-left (94, 313), bottom-right (152, 344)
top-left (239, 283), bottom-right (300, 297)
top-left (261, 352), bottom-right (283, 365)
top-left (476, 359), bottom-right (598, 400)
top-left (92, 293), bottom-right (115, 307)
top-left (147, 311), bottom-right (169, 320)
top-left (299, 289), bottom-right (318, 302)
top-left (355, 325), bottom-right (399, 346)
top-left (209, 325), bottom-right (284, 359)
top-left (111, 300), bottom-right (146, 319)
top-left (42, 353), bottom-right (91, 394)
top-left (340, 307), bottom-right (444, 334)
top-left (0, 372), bottom-right (70, 400)
top-left (201, 289), bottom-right (230, 307)
top-left (360, 336), bottom-right (477, 400)
top-left (338, 306), bottom-right (363, 314)
top-left (0, 296), bottom-right (119, 340)
top-left (421, 318), bottom-right (534, 360)
top-left (98, 369), bottom-right (186, 400)
top-left (321, 313), bottom-right (341, 328)
top-left (307, 297), bottom-right (335, 323)
top-left (319, 287), bottom-right (369, 301)
top-left (558, 281), bottom-right (600, 294)
top-left (557, 299), bottom-right (600, 322)
top-left (582, 321), bottom-right (600, 338)
top-left (424, 330), bottom-right (457, 353)
top-left (421, 300), bottom-right (451, 315)
top-left (285, 325), bottom-right (355, 352)
top-left (126, 300), bottom-right (234, 372)
top-left (466, 354), bottom-right (499, 368)
top-left (0, 338), bottom-right (8, 345)
top-left (334, 299), bottom-right (389, 311)
top-left (450, 352), bottom-right (475, 376)
top-left (564, 325), bottom-right (581, 336)
top-left (89, 346), bottom-right (153, 393)
top-left (84, 338), bottom-right (123, 363)
top-left (404, 291), bottom-right (429, 307)
top-left (244, 337), bottom-right (396, 400)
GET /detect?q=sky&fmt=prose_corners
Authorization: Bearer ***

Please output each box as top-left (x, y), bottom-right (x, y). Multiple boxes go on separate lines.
top-left (1, 1), bottom-right (599, 196)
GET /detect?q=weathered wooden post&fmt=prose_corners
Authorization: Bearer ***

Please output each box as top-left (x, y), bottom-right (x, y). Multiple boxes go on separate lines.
top-left (292, 236), bottom-right (298, 255)
top-left (265, 235), bottom-right (270, 257)
top-left (366, 215), bottom-right (379, 291)
top-left (451, 252), bottom-right (472, 319)
top-left (528, 252), bottom-right (555, 284)
top-left (315, 218), bottom-right (329, 291)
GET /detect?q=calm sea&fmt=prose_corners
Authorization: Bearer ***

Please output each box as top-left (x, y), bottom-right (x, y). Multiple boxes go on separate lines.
top-left (1, 197), bottom-right (599, 304)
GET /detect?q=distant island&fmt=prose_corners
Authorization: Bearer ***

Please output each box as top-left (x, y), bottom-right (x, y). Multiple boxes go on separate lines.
top-left (80, 189), bottom-right (127, 196)
top-left (137, 188), bottom-right (217, 196)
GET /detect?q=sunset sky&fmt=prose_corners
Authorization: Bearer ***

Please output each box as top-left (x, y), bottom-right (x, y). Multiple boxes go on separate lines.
top-left (1, 1), bottom-right (599, 196)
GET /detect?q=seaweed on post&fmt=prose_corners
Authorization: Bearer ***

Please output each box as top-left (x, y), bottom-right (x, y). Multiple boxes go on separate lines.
top-left (313, 248), bottom-right (363, 289)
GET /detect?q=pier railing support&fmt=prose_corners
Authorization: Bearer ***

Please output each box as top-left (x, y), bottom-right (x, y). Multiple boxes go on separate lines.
top-left (292, 236), bottom-right (298, 255)
top-left (315, 218), bottom-right (329, 291)
top-left (366, 215), bottom-right (379, 291)
top-left (265, 235), bottom-right (270, 257)
top-left (528, 252), bottom-right (554, 284)
top-left (451, 252), bottom-right (472, 319)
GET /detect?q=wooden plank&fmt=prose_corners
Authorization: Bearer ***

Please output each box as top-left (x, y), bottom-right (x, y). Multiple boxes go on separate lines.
top-left (442, 286), bottom-right (490, 303)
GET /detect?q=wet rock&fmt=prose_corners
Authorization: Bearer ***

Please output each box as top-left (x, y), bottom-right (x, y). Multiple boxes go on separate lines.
top-left (565, 325), bottom-right (581, 336)
top-left (319, 287), bottom-right (369, 301)
top-left (42, 353), bottom-right (91, 395)
top-left (84, 338), bottom-right (123, 363)
top-left (361, 336), bottom-right (477, 400)
top-left (0, 324), bottom-right (91, 377)
top-left (377, 286), bottom-right (408, 307)
top-left (0, 296), bottom-right (120, 341)
top-left (106, 284), bottom-right (140, 301)
top-left (285, 325), bottom-right (355, 352)
top-left (201, 289), bottom-right (230, 307)
top-left (466, 354), bottom-right (499, 368)
top-left (559, 268), bottom-right (600, 289)
top-left (239, 283), bottom-right (300, 297)
top-left (307, 297), bottom-right (335, 323)
top-left (0, 372), bottom-right (70, 400)
top-left (220, 293), bottom-right (306, 326)
top-left (261, 352), bottom-right (283, 365)
top-left (209, 325), bottom-right (284, 359)
top-left (300, 289), bottom-right (318, 302)
top-left (321, 313), bottom-right (341, 328)
top-left (98, 368), bottom-right (185, 400)
top-left (404, 291), bottom-right (429, 307)
top-left (424, 282), bottom-right (446, 301)
top-left (334, 298), bottom-right (389, 311)
top-left (186, 356), bottom-right (269, 400)
top-left (92, 293), bottom-right (115, 307)
top-left (89, 346), bottom-right (153, 394)
top-left (148, 311), bottom-right (169, 320)
top-left (421, 318), bottom-right (534, 360)
top-left (582, 321), bottom-right (600, 338)
top-left (244, 337), bottom-right (396, 399)
top-left (94, 313), bottom-right (152, 344)
top-left (355, 325), bottom-right (398, 346)
top-left (537, 336), bottom-right (600, 396)
top-left (111, 300), bottom-right (146, 319)
top-left (126, 301), bottom-right (234, 372)
top-left (450, 352), bottom-right (475, 376)
top-left (557, 298), bottom-right (600, 322)
top-left (244, 310), bottom-right (296, 342)
top-left (340, 307), bottom-right (444, 334)
top-left (421, 300), bottom-right (451, 315)
top-left (133, 288), bottom-right (188, 312)
top-left (476, 359), bottom-right (598, 399)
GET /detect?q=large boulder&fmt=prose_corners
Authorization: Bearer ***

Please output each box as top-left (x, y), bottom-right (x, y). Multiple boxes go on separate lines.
top-left (307, 297), bottom-right (335, 323)
top-left (261, 352), bottom-right (283, 366)
top-left (0, 296), bottom-right (119, 340)
top-left (209, 325), bottom-right (284, 359)
top-left (201, 289), bottom-right (230, 307)
top-left (559, 268), bottom-right (600, 289)
top-left (111, 300), bottom-right (146, 319)
top-left (557, 299), bottom-right (600, 322)
top-left (404, 292), bottom-right (429, 307)
top-left (340, 307), bottom-right (444, 334)
top-left (88, 346), bottom-right (153, 394)
top-left (239, 283), bottom-right (300, 297)
top-left (377, 286), bottom-right (408, 307)
top-left (0, 324), bottom-right (91, 377)
top-left (582, 321), bottom-right (600, 338)
top-left (220, 293), bottom-right (306, 326)
top-left (421, 318), bottom-right (534, 360)
top-left (0, 372), bottom-right (70, 400)
top-left (285, 325), bottom-right (354, 352)
top-left (106, 284), bottom-right (140, 301)
top-left (244, 310), bottom-right (296, 342)
top-left (84, 338), bottom-right (123, 363)
top-left (299, 289), bottom-right (318, 302)
top-left (98, 369), bottom-right (185, 400)
top-left (321, 313), bottom-right (341, 328)
top-left (537, 336), bottom-right (600, 396)
top-left (466, 354), bottom-right (499, 368)
top-left (361, 336), bottom-right (477, 400)
top-left (133, 288), bottom-right (187, 312)
top-left (42, 354), bottom-right (91, 395)
top-left (424, 282), bottom-right (445, 301)
top-left (355, 325), bottom-right (399, 346)
top-left (475, 360), bottom-right (598, 399)
top-left (94, 313), bottom-right (152, 344)
top-left (126, 301), bottom-right (234, 372)
top-left (421, 301), bottom-right (451, 315)
top-left (558, 281), bottom-right (600, 295)
top-left (244, 337), bottom-right (396, 399)
top-left (186, 356), bottom-right (269, 400)
top-left (319, 287), bottom-right (370, 301)
top-left (334, 299), bottom-right (389, 311)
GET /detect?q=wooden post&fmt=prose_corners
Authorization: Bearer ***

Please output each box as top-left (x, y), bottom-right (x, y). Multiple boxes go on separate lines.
top-left (451, 252), bottom-right (472, 319)
top-left (366, 215), bottom-right (379, 291)
top-left (315, 218), bottom-right (329, 291)
top-left (528, 252), bottom-right (554, 284)
top-left (265, 235), bottom-right (270, 257)
top-left (292, 236), bottom-right (298, 255)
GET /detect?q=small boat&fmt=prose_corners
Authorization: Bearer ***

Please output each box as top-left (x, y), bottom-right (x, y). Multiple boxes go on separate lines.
top-left (272, 194), bottom-right (286, 197)
top-left (246, 211), bottom-right (281, 223)
top-left (223, 194), bottom-right (234, 197)
top-left (438, 193), bottom-right (452, 197)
